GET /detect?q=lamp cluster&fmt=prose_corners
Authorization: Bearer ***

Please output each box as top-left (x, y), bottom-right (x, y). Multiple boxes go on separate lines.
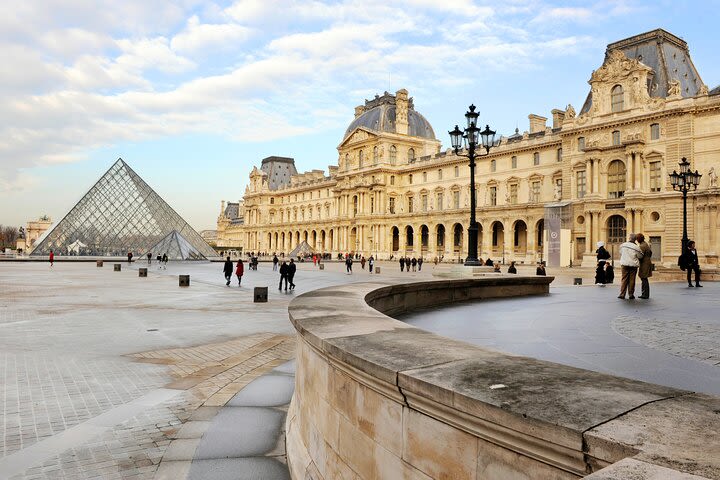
top-left (449, 105), bottom-right (496, 154)
top-left (669, 157), bottom-right (701, 191)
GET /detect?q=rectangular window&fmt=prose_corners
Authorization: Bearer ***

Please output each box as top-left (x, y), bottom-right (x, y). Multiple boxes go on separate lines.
top-left (577, 170), bottom-right (586, 198)
top-left (421, 195), bottom-right (428, 212)
top-left (438, 169), bottom-right (443, 180)
top-left (390, 175), bottom-right (395, 185)
top-left (578, 137), bottom-right (585, 151)
top-left (650, 123), bottom-right (660, 140)
top-left (370, 197), bottom-right (374, 213)
top-left (408, 196), bottom-right (414, 213)
top-left (557, 148), bottom-right (562, 162)
top-left (490, 186), bottom-right (497, 206)
top-left (436, 193), bottom-right (443, 211)
top-left (649, 161), bottom-right (662, 192)
top-left (389, 197), bottom-right (395, 214)
top-left (454, 166), bottom-right (459, 177)
top-left (490, 159), bottom-right (496, 172)
top-left (453, 191), bottom-right (460, 209)
top-left (555, 178), bottom-right (562, 199)
top-left (511, 156), bottom-right (517, 168)
top-left (270, 198), bottom-right (275, 204)
top-left (423, 172), bottom-right (427, 182)
top-left (612, 131), bottom-right (621, 145)
top-left (510, 184), bottom-right (518, 204)
top-left (530, 181), bottom-right (541, 202)
top-left (533, 152), bottom-right (540, 166)
top-left (409, 174), bottom-right (413, 185)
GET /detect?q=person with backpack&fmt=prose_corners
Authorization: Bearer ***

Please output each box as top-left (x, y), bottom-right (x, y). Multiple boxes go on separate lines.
top-left (223, 256), bottom-right (233, 286)
top-left (680, 240), bottom-right (702, 288)
top-left (345, 256), bottom-right (353, 274)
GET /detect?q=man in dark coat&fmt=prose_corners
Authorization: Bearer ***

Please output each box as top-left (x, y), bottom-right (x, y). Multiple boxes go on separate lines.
top-left (288, 259), bottom-right (297, 290)
top-left (279, 261), bottom-right (289, 291)
top-left (223, 256), bottom-right (233, 286)
top-left (411, 257), bottom-right (417, 272)
top-left (273, 254), bottom-right (279, 271)
top-left (345, 256), bottom-right (353, 274)
top-left (418, 257), bottom-right (423, 271)
top-left (399, 257), bottom-right (405, 272)
top-left (681, 240), bottom-right (702, 287)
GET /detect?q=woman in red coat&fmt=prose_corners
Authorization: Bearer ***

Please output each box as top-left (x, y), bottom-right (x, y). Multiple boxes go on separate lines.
top-left (235, 259), bottom-right (244, 286)
top-left (49, 250), bottom-right (54, 267)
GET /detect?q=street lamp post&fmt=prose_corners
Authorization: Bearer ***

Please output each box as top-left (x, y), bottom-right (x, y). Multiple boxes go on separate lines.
top-left (449, 105), bottom-right (496, 266)
top-left (669, 157), bottom-right (702, 253)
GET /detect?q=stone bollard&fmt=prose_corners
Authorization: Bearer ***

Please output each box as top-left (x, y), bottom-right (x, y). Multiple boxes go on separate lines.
top-left (139, 268), bottom-right (147, 277)
top-left (573, 277), bottom-right (582, 285)
top-left (375, 267), bottom-right (381, 274)
top-left (319, 264), bottom-right (325, 270)
top-left (114, 264), bottom-right (121, 271)
top-left (254, 286), bottom-right (268, 303)
top-left (96, 260), bottom-right (103, 267)
top-left (179, 275), bottom-right (190, 287)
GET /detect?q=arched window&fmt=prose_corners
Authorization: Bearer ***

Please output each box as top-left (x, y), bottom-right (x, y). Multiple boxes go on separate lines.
top-left (358, 150), bottom-right (364, 168)
top-left (611, 85), bottom-right (624, 112)
top-left (390, 145), bottom-right (397, 165)
top-left (373, 146), bottom-right (379, 164)
top-left (436, 224), bottom-right (445, 248)
top-left (607, 160), bottom-right (626, 199)
top-left (408, 148), bottom-right (415, 164)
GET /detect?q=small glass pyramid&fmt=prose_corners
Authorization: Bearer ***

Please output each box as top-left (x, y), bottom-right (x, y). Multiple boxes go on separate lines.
top-left (31, 158), bottom-right (217, 259)
top-left (148, 230), bottom-right (206, 261)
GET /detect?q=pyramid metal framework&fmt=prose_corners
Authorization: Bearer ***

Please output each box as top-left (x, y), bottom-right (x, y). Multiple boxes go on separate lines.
top-left (31, 159), bottom-right (218, 259)
top-left (147, 230), bottom-right (207, 261)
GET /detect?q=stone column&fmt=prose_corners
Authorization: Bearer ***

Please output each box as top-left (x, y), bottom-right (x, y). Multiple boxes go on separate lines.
top-left (593, 210), bottom-right (602, 246)
top-left (592, 159), bottom-right (600, 195)
top-left (635, 209), bottom-right (644, 235)
top-left (710, 206), bottom-right (718, 255)
top-left (584, 211), bottom-right (593, 254)
top-left (527, 219), bottom-right (536, 261)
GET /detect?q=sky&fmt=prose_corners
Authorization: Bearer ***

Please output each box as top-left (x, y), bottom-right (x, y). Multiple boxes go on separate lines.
top-left (1, 0), bottom-right (719, 231)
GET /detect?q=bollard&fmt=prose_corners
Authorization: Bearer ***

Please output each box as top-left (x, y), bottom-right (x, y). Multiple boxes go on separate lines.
top-left (573, 277), bottom-right (582, 285)
top-left (96, 260), bottom-right (103, 267)
top-left (179, 275), bottom-right (190, 287)
top-left (139, 268), bottom-right (147, 277)
top-left (319, 264), bottom-right (325, 270)
top-left (254, 286), bottom-right (268, 303)
top-left (375, 267), bottom-right (381, 274)
top-left (114, 264), bottom-right (121, 271)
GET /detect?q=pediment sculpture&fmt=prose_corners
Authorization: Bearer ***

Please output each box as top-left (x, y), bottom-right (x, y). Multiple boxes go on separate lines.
top-left (590, 50), bottom-right (651, 84)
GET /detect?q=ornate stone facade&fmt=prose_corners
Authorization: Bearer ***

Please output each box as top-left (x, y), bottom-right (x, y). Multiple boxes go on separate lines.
top-left (218, 29), bottom-right (720, 267)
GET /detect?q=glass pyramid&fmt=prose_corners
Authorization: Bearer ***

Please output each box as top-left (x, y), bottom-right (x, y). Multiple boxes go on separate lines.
top-left (148, 230), bottom-right (207, 261)
top-left (31, 158), bottom-right (218, 259)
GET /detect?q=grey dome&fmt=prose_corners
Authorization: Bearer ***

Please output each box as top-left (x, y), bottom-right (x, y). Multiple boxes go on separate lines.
top-left (344, 93), bottom-right (436, 140)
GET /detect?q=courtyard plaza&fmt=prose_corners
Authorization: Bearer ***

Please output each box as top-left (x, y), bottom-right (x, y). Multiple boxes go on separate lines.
top-left (0, 259), bottom-right (717, 479)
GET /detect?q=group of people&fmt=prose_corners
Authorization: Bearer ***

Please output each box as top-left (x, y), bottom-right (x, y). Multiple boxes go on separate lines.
top-left (343, 255), bottom-right (375, 274)
top-left (398, 257), bottom-right (423, 272)
top-left (223, 256), bottom-right (244, 286)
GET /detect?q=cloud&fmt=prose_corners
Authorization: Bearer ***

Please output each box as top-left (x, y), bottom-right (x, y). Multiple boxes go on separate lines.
top-left (171, 15), bottom-right (253, 54)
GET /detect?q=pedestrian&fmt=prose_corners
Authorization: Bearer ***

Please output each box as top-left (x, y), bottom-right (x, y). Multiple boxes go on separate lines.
top-left (595, 241), bottom-right (611, 285)
top-left (127, 251), bottom-right (133, 264)
top-left (508, 261), bottom-right (517, 274)
top-left (411, 257), bottom-right (417, 272)
top-left (162, 253), bottom-right (168, 269)
top-left (288, 258), bottom-right (297, 290)
top-left (418, 257), bottom-right (423, 271)
top-left (235, 258), bottom-right (244, 286)
top-left (434, 256), bottom-right (438, 266)
top-left (313, 254), bottom-right (317, 266)
top-left (536, 262), bottom-right (546, 276)
top-left (147, 252), bottom-right (152, 265)
top-left (618, 233), bottom-right (643, 300)
top-left (399, 257), bottom-right (405, 272)
top-left (49, 249), bottom-right (54, 267)
top-left (273, 254), bottom-right (279, 271)
top-left (680, 240), bottom-right (702, 287)
top-left (636, 233), bottom-right (652, 299)
top-left (223, 256), bottom-right (233, 286)
top-left (279, 261), bottom-right (289, 291)
top-left (368, 255), bottom-right (374, 273)
top-left (493, 263), bottom-right (501, 273)
top-left (360, 256), bottom-right (366, 269)
top-left (485, 258), bottom-right (494, 267)
top-left (345, 256), bottom-right (353, 274)
top-left (605, 262), bottom-right (615, 283)
top-left (406, 257), bottom-right (411, 273)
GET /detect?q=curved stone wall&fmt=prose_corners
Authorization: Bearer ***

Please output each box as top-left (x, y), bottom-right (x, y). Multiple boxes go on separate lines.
top-left (286, 277), bottom-right (720, 479)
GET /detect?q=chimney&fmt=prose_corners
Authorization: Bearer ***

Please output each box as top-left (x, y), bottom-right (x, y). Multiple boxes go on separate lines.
top-left (221, 200), bottom-right (225, 214)
top-left (551, 109), bottom-right (565, 129)
top-left (354, 105), bottom-right (366, 118)
top-left (528, 114), bottom-right (547, 134)
top-left (395, 89), bottom-right (409, 135)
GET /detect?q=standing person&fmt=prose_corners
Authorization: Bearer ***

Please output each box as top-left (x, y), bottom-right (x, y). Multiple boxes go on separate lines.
top-left (235, 258), bottom-right (244, 286)
top-left (162, 253), bottom-right (168, 269)
top-left (288, 258), bottom-right (297, 290)
top-left (345, 256), bottom-right (353, 274)
top-left (508, 261), bottom-right (517, 274)
top-left (418, 257), bottom-right (423, 271)
top-left (399, 257), bottom-right (405, 272)
top-left (618, 233), bottom-right (643, 300)
top-left (485, 258), bottom-right (494, 267)
top-left (411, 257), bottom-right (417, 272)
top-left (360, 256), bottom-right (366, 269)
top-left (536, 262), bottom-right (546, 276)
top-left (406, 257), bottom-right (411, 273)
top-left (312, 254), bottom-right (317, 266)
top-left (273, 254), bottom-right (279, 271)
top-left (636, 233), bottom-right (652, 299)
top-left (680, 240), bottom-right (702, 287)
top-left (279, 261), bottom-right (289, 291)
top-left (368, 255), bottom-right (374, 273)
top-left (49, 249), bottom-right (54, 267)
top-left (147, 252), bottom-right (152, 265)
top-left (223, 256), bottom-right (233, 286)
top-left (595, 241), bottom-right (611, 285)
top-left (127, 251), bottom-right (133, 264)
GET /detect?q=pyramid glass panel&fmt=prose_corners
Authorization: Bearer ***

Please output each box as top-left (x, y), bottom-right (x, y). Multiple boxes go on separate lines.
top-left (147, 230), bottom-right (207, 261)
top-left (31, 159), bottom-right (218, 259)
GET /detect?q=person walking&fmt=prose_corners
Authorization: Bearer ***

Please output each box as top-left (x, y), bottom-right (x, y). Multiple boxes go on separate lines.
top-left (162, 253), bottom-right (168, 269)
top-left (360, 256), bottom-right (366, 269)
top-left (418, 257), bottom-right (423, 271)
top-left (368, 255), bottom-right (374, 273)
top-left (406, 257), bottom-right (411, 273)
top-left (595, 241), bottom-right (611, 285)
top-left (680, 240), bottom-right (702, 287)
top-left (235, 258), bottom-right (244, 286)
top-left (273, 254), bottom-right (279, 271)
top-left (507, 261), bottom-right (517, 274)
top-left (279, 261), bottom-right (289, 291)
top-left (636, 233), bottom-right (652, 299)
top-left (49, 249), bottom-right (54, 267)
top-left (288, 258), bottom-right (297, 290)
top-left (345, 256), bottom-right (353, 274)
top-left (223, 256), bottom-right (233, 286)
top-left (147, 252), bottom-right (152, 265)
top-left (618, 233), bottom-right (643, 300)
top-left (411, 257), bottom-right (417, 272)
top-left (127, 251), bottom-right (133, 264)
top-left (399, 257), bottom-right (405, 272)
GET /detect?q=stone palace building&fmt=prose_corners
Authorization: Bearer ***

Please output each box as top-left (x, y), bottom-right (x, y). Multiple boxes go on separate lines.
top-left (217, 29), bottom-right (720, 267)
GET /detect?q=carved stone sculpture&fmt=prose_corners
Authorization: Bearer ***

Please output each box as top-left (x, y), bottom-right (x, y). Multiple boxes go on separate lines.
top-left (709, 167), bottom-right (718, 188)
top-left (565, 104), bottom-right (576, 118)
top-left (668, 79), bottom-right (681, 97)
